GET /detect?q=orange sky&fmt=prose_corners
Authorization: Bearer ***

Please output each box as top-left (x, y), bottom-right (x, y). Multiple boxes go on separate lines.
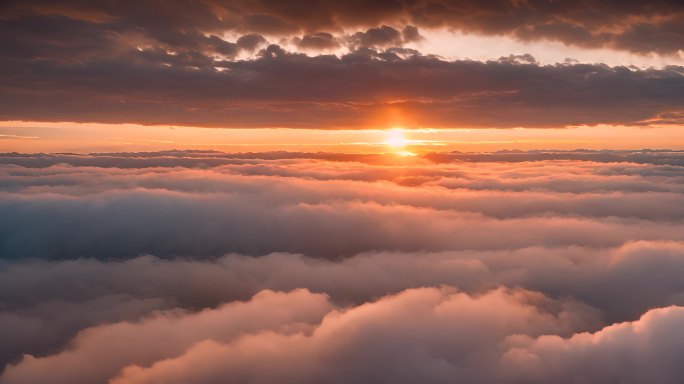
top-left (2, 120), bottom-right (683, 154)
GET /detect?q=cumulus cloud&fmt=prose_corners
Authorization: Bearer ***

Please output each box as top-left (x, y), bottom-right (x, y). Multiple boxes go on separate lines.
top-left (6, 285), bottom-right (684, 384)
top-left (0, 294), bottom-right (170, 371)
top-left (107, 303), bottom-right (684, 384)
top-left (348, 25), bottom-right (404, 49)
top-left (4, 240), bottom-right (684, 371)
top-left (0, 289), bottom-right (333, 384)
top-left (0, 287), bottom-right (602, 384)
top-left (500, 306), bottom-right (684, 384)
top-left (402, 25), bottom-right (422, 42)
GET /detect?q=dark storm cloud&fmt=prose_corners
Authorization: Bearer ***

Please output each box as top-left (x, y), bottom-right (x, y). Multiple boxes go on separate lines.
top-left (0, 46), bottom-right (682, 128)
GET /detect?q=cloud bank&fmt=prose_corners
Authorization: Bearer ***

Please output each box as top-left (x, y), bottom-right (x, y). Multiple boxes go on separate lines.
top-left (3, 0), bottom-right (683, 53)
top-left (1, 47), bottom-right (682, 128)
top-left (1, 150), bottom-right (684, 383)
top-left (1, 1), bottom-right (682, 128)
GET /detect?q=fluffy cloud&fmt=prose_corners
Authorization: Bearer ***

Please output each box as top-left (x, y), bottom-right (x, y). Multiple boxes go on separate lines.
top-left (108, 303), bottom-right (684, 384)
top-left (2, 150), bottom-right (684, 382)
top-left (4, 240), bottom-right (684, 370)
top-left (5, 285), bottom-right (684, 384)
top-left (500, 306), bottom-right (684, 384)
top-left (0, 287), bottom-right (601, 384)
top-left (0, 289), bottom-right (333, 384)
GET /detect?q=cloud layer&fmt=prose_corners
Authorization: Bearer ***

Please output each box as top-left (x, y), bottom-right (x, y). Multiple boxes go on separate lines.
top-left (1, 1), bottom-right (682, 128)
top-left (1, 46), bottom-right (682, 128)
top-left (2, 150), bottom-right (684, 382)
top-left (3, 1), bottom-right (683, 53)
top-left (2, 150), bottom-right (684, 260)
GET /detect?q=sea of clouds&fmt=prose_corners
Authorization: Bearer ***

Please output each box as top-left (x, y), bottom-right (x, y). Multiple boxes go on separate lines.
top-left (1, 150), bottom-right (684, 383)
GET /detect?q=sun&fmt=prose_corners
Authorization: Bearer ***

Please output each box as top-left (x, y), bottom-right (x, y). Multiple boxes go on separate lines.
top-left (384, 128), bottom-right (409, 149)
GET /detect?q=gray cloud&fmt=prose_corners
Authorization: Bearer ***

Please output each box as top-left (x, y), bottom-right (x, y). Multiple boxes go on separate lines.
top-left (236, 34), bottom-right (268, 51)
top-left (2, 1), bottom-right (682, 54)
top-left (348, 25), bottom-right (404, 49)
top-left (0, 48), bottom-right (682, 128)
top-left (1, 1), bottom-right (682, 128)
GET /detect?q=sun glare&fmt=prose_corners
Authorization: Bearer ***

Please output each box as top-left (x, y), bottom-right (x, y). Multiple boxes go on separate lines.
top-left (384, 128), bottom-right (409, 148)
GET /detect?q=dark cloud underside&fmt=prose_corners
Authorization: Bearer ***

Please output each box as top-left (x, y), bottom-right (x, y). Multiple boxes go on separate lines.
top-left (0, 1), bottom-right (682, 128)
top-left (3, 0), bottom-right (683, 53)
top-left (0, 48), bottom-right (682, 128)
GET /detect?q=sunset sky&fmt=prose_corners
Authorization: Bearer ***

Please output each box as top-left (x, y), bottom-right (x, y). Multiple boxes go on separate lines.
top-left (2, 1), bottom-right (684, 384)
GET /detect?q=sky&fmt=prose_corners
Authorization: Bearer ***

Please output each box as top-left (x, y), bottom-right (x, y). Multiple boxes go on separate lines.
top-left (1, 0), bottom-right (684, 151)
top-left (1, 1), bottom-right (684, 384)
